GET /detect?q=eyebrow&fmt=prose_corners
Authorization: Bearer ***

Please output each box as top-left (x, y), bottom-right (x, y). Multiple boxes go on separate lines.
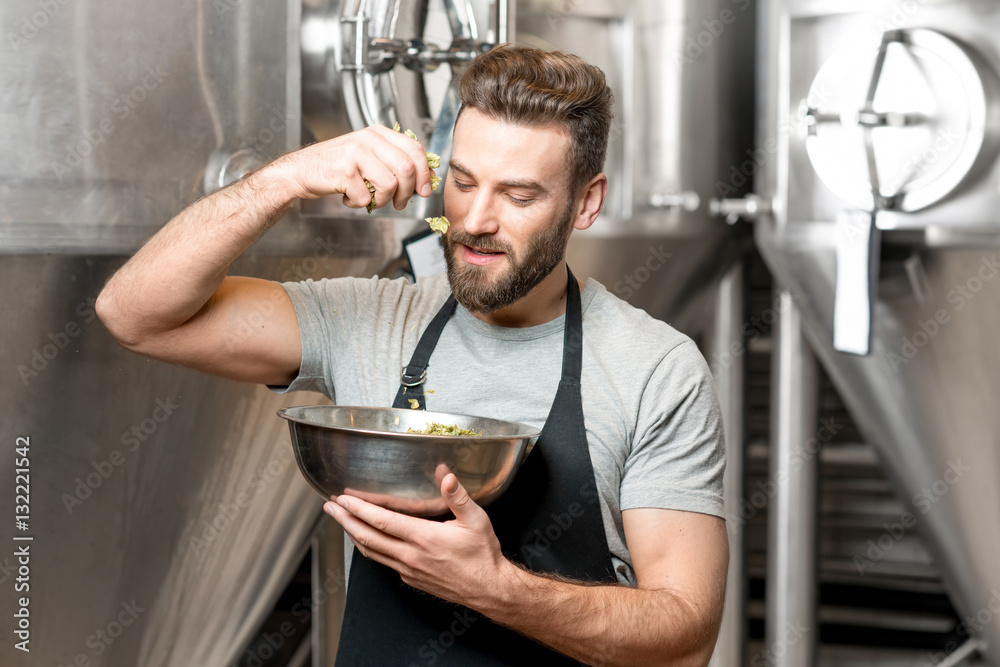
top-left (448, 159), bottom-right (549, 194)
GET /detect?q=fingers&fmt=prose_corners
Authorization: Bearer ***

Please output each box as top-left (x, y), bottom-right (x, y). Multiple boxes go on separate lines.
top-left (331, 494), bottom-right (420, 541)
top-left (341, 168), bottom-right (381, 210)
top-left (368, 125), bottom-right (434, 203)
top-left (347, 150), bottom-right (397, 211)
top-left (341, 486), bottom-right (449, 515)
top-left (440, 473), bottom-right (481, 523)
top-left (434, 463), bottom-right (452, 487)
top-left (295, 124), bottom-right (435, 211)
top-left (325, 499), bottom-right (409, 563)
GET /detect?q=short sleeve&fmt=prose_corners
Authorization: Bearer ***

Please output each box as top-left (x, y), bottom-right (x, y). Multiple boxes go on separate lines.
top-left (265, 276), bottom-right (378, 399)
top-left (619, 340), bottom-right (726, 518)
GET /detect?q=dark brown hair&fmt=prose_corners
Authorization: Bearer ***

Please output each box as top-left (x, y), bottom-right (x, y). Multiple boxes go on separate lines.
top-left (455, 44), bottom-right (614, 197)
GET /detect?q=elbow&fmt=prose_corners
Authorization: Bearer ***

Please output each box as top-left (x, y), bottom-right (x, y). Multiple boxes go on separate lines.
top-left (96, 284), bottom-right (144, 351)
top-left (648, 595), bottom-right (726, 667)
top-left (677, 608), bottom-right (726, 667)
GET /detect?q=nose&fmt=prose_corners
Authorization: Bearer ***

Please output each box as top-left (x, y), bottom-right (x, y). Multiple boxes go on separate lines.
top-left (460, 190), bottom-right (500, 237)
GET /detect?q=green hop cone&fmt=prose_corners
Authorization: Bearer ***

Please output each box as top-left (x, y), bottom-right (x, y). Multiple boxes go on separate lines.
top-left (425, 216), bottom-right (449, 235)
top-left (397, 124), bottom-right (442, 188)
top-left (365, 180), bottom-right (377, 214)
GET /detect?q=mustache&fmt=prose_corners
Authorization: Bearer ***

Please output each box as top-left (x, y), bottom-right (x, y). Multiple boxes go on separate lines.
top-left (446, 230), bottom-right (512, 254)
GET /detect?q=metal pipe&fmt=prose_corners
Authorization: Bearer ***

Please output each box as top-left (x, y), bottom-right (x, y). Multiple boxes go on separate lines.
top-left (933, 639), bottom-right (984, 667)
top-left (494, 0), bottom-right (511, 44)
top-left (312, 520), bottom-right (347, 667)
top-left (764, 290), bottom-right (818, 667)
top-left (707, 261), bottom-right (747, 667)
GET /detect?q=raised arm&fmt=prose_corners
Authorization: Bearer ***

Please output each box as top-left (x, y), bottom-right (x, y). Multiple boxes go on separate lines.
top-left (96, 125), bottom-right (435, 385)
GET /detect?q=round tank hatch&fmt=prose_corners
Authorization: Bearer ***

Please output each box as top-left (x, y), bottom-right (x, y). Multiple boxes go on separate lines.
top-left (302, 0), bottom-right (495, 144)
top-left (801, 29), bottom-right (989, 213)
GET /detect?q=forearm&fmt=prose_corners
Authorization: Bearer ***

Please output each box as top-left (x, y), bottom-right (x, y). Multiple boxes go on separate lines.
top-left (97, 160), bottom-right (298, 343)
top-left (479, 563), bottom-right (715, 667)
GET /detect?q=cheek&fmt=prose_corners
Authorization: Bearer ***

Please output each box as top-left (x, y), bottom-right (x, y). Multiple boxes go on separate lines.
top-left (442, 182), bottom-right (464, 217)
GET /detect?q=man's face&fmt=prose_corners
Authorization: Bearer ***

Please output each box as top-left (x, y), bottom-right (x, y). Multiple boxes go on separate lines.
top-left (441, 108), bottom-right (576, 314)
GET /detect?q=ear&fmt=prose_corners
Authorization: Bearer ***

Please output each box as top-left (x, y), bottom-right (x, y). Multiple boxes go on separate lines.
top-left (572, 173), bottom-right (608, 232)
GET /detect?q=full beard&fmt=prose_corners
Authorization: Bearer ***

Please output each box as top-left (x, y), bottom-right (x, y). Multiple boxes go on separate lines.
top-left (442, 201), bottom-right (575, 314)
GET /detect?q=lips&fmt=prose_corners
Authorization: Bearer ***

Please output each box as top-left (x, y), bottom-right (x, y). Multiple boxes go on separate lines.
top-left (461, 244), bottom-right (505, 266)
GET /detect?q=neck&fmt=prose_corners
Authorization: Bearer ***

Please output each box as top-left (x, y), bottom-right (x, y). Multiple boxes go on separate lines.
top-left (470, 263), bottom-right (573, 328)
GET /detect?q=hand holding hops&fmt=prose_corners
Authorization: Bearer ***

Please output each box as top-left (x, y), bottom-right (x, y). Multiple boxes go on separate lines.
top-left (364, 124), bottom-right (442, 214)
top-left (397, 123), bottom-right (442, 192)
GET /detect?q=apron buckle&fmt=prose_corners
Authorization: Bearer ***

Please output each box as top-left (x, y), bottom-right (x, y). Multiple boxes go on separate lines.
top-left (399, 365), bottom-right (427, 387)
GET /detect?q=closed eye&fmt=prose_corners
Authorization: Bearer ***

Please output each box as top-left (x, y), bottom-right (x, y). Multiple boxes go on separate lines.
top-left (453, 176), bottom-right (533, 205)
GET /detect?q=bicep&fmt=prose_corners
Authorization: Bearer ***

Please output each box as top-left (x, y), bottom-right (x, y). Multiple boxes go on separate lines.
top-left (622, 508), bottom-right (728, 618)
top-left (129, 276), bottom-right (303, 385)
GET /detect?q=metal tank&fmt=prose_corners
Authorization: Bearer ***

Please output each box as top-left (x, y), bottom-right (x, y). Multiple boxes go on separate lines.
top-left (745, 0), bottom-right (1000, 664)
top-left (514, 0), bottom-right (754, 333)
top-left (0, 0), bottom-right (408, 664)
top-left (1, 0), bottom-right (753, 665)
top-left (513, 2), bottom-right (755, 664)
top-left (0, 0), bottom-right (511, 664)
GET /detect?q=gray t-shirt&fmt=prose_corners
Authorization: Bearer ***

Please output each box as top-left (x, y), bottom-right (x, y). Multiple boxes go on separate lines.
top-left (274, 272), bottom-right (725, 585)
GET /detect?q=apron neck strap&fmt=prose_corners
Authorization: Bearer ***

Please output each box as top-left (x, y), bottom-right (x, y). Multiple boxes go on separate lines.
top-left (392, 265), bottom-right (582, 410)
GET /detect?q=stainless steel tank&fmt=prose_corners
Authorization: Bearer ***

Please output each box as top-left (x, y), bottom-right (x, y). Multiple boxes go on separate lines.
top-left (1, 0), bottom-right (752, 664)
top-left (754, 0), bottom-right (1000, 664)
top-left (514, 3), bottom-right (754, 664)
top-left (0, 0), bottom-right (402, 665)
top-left (516, 0), bottom-right (754, 330)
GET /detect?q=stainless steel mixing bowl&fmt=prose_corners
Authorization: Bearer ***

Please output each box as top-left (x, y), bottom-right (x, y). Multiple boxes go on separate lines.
top-left (278, 405), bottom-right (541, 517)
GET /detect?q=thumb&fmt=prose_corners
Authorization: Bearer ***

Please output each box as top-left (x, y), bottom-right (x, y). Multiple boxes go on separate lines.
top-left (441, 473), bottom-right (480, 521)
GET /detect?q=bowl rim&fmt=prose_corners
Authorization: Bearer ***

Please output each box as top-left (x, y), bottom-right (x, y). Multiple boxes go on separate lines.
top-left (276, 405), bottom-right (542, 441)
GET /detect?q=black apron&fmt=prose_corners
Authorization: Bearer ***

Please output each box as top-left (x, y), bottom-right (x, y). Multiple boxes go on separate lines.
top-left (335, 267), bottom-right (617, 666)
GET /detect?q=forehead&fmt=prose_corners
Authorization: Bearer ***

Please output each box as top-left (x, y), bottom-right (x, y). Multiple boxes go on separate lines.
top-left (451, 108), bottom-right (572, 187)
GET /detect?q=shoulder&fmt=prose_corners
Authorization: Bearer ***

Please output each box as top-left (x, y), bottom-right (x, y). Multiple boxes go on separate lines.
top-left (281, 272), bottom-right (451, 314)
top-left (581, 278), bottom-right (696, 363)
top-left (581, 279), bottom-right (716, 420)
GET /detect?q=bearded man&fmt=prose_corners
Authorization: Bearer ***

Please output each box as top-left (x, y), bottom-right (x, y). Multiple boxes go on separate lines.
top-left (97, 44), bottom-right (728, 666)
